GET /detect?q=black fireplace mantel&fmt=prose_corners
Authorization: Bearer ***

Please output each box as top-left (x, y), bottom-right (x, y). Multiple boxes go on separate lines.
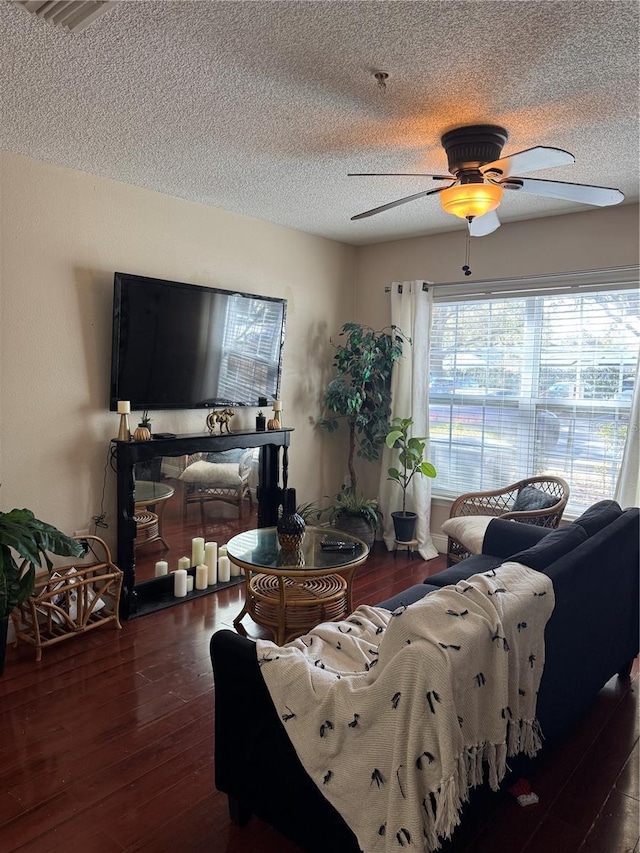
top-left (112, 427), bottom-right (292, 617)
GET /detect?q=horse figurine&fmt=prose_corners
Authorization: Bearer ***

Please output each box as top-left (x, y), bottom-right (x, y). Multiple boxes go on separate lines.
top-left (206, 408), bottom-right (235, 434)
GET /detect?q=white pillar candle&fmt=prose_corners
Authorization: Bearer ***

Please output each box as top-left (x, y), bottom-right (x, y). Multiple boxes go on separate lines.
top-left (191, 537), bottom-right (205, 566)
top-left (218, 555), bottom-right (231, 583)
top-left (154, 560), bottom-right (168, 577)
top-left (230, 558), bottom-right (240, 577)
top-left (173, 569), bottom-right (188, 597)
top-left (218, 545), bottom-right (228, 559)
top-left (178, 556), bottom-right (191, 570)
top-left (273, 400), bottom-right (282, 412)
top-left (195, 564), bottom-right (208, 590)
top-left (117, 400), bottom-right (131, 414)
top-left (205, 541), bottom-right (218, 586)
top-left (186, 575), bottom-right (194, 593)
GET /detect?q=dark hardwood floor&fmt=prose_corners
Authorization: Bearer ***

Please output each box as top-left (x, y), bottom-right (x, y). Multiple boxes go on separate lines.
top-left (1, 506), bottom-right (638, 853)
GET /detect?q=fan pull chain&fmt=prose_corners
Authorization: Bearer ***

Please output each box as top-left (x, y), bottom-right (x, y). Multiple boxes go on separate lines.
top-left (462, 230), bottom-right (472, 276)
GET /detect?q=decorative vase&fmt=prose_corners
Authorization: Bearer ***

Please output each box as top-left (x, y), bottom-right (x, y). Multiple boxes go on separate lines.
top-left (133, 425), bottom-right (151, 441)
top-left (256, 412), bottom-right (266, 431)
top-left (277, 488), bottom-right (305, 549)
top-left (391, 511), bottom-right (418, 543)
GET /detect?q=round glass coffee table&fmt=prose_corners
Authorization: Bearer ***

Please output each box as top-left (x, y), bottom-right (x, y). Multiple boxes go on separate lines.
top-left (227, 526), bottom-right (369, 644)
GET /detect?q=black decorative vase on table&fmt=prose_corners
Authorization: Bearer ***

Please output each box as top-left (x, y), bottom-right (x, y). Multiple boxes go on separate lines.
top-left (391, 511), bottom-right (418, 542)
top-left (277, 488), bottom-right (306, 550)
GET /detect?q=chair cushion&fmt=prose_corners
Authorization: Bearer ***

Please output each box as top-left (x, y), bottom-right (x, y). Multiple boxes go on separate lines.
top-left (509, 523), bottom-right (588, 571)
top-left (441, 515), bottom-right (495, 554)
top-left (572, 499), bottom-right (622, 537)
top-left (511, 485), bottom-right (558, 512)
top-left (204, 449), bottom-right (246, 464)
top-left (179, 461), bottom-right (242, 487)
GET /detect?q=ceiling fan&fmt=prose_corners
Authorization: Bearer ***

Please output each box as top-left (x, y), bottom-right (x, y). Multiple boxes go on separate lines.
top-left (349, 125), bottom-right (625, 236)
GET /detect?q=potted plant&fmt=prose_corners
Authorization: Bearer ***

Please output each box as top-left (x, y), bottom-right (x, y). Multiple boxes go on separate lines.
top-left (134, 410), bottom-right (152, 441)
top-left (319, 323), bottom-right (409, 545)
top-left (0, 508), bottom-right (85, 675)
top-left (385, 417), bottom-right (437, 542)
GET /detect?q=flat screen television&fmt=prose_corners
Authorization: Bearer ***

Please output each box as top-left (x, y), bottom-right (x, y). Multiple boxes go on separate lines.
top-left (109, 272), bottom-right (287, 411)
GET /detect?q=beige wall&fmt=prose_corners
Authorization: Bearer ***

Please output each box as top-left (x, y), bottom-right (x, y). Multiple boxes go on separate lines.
top-left (1, 150), bottom-right (637, 554)
top-left (353, 203), bottom-right (640, 532)
top-left (0, 151), bottom-right (355, 549)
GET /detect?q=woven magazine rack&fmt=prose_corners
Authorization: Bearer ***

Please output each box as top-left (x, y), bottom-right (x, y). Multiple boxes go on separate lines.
top-left (12, 535), bottom-right (123, 661)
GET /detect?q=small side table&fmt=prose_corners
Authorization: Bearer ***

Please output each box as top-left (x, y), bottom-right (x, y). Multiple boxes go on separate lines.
top-left (394, 538), bottom-right (419, 560)
top-left (134, 480), bottom-right (175, 552)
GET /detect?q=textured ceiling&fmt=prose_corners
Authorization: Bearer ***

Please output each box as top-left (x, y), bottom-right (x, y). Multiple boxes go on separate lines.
top-left (1, 0), bottom-right (639, 246)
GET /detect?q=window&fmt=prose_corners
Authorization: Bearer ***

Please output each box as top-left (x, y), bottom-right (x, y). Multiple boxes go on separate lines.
top-left (429, 272), bottom-right (639, 514)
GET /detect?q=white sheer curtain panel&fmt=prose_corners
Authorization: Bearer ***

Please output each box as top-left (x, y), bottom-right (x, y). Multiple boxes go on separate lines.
top-left (614, 352), bottom-right (640, 508)
top-left (378, 281), bottom-right (438, 559)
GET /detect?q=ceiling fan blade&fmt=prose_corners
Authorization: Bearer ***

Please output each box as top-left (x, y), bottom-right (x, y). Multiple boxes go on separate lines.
top-left (350, 185), bottom-right (452, 220)
top-left (482, 146), bottom-right (574, 178)
top-left (501, 176), bottom-right (625, 206)
top-left (468, 209), bottom-right (501, 237)
top-left (348, 172), bottom-right (452, 180)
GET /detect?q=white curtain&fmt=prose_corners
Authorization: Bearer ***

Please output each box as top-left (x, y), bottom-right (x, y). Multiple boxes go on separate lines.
top-left (614, 351), bottom-right (640, 508)
top-left (378, 281), bottom-right (438, 560)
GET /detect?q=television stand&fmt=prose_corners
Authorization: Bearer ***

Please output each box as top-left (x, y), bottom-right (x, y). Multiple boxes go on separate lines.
top-left (112, 428), bottom-right (293, 618)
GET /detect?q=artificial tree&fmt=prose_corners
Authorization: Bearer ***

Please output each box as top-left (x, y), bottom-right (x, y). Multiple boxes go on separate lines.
top-left (319, 323), bottom-right (409, 545)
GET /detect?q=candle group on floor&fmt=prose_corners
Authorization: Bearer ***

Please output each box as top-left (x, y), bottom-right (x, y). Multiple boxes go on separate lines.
top-left (160, 538), bottom-right (242, 598)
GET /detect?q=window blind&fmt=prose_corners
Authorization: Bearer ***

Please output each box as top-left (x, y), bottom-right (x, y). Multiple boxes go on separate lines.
top-left (428, 275), bottom-right (639, 513)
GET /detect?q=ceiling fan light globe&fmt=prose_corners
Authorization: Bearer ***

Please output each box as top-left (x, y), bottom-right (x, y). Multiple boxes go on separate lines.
top-left (440, 183), bottom-right (504, 220)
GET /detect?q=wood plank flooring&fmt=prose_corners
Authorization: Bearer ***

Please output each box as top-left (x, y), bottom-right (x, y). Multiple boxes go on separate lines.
top-left (1, 522), bottom-right (638, 853)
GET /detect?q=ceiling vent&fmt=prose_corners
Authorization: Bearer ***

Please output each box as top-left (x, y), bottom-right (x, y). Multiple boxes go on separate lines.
top-left (16, 1), bottom-right (116, 33)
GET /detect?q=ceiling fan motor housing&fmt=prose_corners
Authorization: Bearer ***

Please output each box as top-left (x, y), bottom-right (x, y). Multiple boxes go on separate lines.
top-left (441, 125), bottom-right (508, 175)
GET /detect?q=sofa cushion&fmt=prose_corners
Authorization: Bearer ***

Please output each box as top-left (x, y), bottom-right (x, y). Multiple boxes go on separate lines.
top-left (511, 485), bottom-right (558, 512)
top-left (441, 515), bottom-right (495, 554)
top-left (377, 583), bottom-right (441, 611)
top-left (572, 499), bottom-right (622, 537)
top-left (426, 553), bottom-right (507, 588)
top-left (482, 517), bottom-right (551, 558)
top-left (509, 523), bottom-right (588, 571)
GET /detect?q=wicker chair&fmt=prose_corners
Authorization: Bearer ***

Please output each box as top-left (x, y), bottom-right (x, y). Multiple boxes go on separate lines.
top-left (181, 448), bottom-right (255, 523)
top-left (446, 475), bottom-right (570, 565)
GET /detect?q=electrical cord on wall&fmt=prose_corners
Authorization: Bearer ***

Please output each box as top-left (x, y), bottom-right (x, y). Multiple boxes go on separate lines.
top-left (92, 444), bottom-right (113, 534)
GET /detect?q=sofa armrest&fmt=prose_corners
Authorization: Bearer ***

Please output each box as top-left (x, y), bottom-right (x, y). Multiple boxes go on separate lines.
top-left (209, 630), bottom-right (358, 852)
top-left (481, 517), bottom-right (551, 558)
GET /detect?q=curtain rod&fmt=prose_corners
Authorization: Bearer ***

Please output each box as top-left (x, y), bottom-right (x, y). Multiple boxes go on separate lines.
top-left (384, 281), bottom-right (430, 292)
top-left (384, 265), bottom-right (639, 292)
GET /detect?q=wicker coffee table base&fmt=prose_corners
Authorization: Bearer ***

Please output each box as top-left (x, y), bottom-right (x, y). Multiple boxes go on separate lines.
top-left (248, 572), bottom-right (348, 644)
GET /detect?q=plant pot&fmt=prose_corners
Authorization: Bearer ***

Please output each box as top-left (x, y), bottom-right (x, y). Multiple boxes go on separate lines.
top-left (391, 511), bottom-right (418, 543)
top-left (332, 514), bottom-right (375, 551)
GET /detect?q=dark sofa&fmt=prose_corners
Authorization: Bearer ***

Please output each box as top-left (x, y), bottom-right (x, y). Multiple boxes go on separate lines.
top-left (210, 500), bottom-right (639, 852)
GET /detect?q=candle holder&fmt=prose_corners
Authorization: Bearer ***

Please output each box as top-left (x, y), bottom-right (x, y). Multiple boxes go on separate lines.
top-left (117, 412), bottom-right (131, 442)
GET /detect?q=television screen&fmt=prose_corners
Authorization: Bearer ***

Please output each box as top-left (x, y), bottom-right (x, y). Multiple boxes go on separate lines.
top-left (110, 272), bottom-right (287, 411)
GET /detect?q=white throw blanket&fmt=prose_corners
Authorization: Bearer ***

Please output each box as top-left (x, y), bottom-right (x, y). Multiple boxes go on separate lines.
top-left (256, 562), bottom-right (554, 852)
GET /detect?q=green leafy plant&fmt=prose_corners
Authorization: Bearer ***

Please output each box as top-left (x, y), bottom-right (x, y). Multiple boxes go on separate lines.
top-left (325, 487), bottom-right (380, 529)
top-left (0, 508), bottom-right (85, 620)
top-left (385, 417), bottom-right (437, 516)
top-left (140, 410), bottom-right (151, 428)
top-left (319, 323), bottom-right (410, 493)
